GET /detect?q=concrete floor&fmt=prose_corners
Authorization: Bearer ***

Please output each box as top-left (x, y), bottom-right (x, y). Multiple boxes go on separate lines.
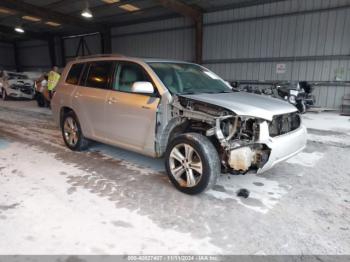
top-left (0, 100), bottom-right (349, 255)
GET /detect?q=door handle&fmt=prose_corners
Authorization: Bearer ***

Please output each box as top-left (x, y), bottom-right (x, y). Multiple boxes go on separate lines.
top-left (74, 92), bottom-right (81, 98)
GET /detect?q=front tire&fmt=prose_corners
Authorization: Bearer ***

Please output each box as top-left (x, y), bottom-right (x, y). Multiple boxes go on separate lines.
top-left (165, 133), bottom-right (220, 195)
top-left (61, 111), bottom-right (90, 151)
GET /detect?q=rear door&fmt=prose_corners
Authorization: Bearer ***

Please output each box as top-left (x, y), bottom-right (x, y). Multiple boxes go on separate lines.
top-left (72, 61), bottom-right (114, 139)
top-left (104, 61), bottom-right (160, 155)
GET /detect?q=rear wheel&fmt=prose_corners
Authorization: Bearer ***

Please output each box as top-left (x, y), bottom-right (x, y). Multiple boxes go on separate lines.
top-left (61, 111), bottom-right (90, 151)
top-left (165, 133), bottom-right (220, 195)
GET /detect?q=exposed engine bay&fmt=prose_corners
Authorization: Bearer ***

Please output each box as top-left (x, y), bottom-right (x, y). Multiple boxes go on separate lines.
top-left (163, 96), bottom-right (275, 174)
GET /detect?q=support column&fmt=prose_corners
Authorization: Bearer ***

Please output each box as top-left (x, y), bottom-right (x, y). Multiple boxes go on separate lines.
top-left (195, 15), bottom-right (203, 64)
top-left (100, 29), bottom-right (111, 54)
top-left (59, 37), bottom-right (66, 67)
top-left (48, 37), bottom-right (57, 67)
top-left (13, 41), bottom-right (21, 72)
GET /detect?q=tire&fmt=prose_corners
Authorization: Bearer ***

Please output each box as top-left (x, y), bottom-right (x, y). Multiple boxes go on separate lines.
top-left (1, 88), bottom-right (7, 101)
top-left (61, 111), bottom-right (90, 151)
top-left (165, 133), bottom-right (220, 195)
top-left (297, 101), bottom-right (306, 114)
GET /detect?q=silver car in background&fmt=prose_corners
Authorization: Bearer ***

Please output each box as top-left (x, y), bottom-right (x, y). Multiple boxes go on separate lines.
top-left (0, 71), bottom-right (35, 100)
top-left (52, 55), bottom-right (307, 195)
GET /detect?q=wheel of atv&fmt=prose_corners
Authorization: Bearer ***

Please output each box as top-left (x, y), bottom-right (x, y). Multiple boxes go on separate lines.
top-left (61, 111), bottom-right (90, 151)
top-left (165, 133), bottom-right (220, 195)
top-left (297, 101), bottom-right (306, 114)
top-left (1, 88), bottom-right (7, 101)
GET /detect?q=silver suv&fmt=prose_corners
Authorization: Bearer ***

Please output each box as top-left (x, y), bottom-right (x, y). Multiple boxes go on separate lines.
top-left (52, 55), bottom-right (307, 195)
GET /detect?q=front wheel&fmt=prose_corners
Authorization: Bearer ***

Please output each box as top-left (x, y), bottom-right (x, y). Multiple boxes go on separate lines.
top-left (165, 133), bottom-right (220, 195)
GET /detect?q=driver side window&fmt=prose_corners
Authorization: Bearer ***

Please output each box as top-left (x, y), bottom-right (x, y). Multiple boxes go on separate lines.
top-left (114, 62), bottom-right (153, 93)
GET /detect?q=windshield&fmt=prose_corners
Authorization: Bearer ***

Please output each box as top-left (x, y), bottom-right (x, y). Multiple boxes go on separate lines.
top-left (8, 73), bottom-right (29, 80)
top-left (148, 62), bottom-right (232, 95)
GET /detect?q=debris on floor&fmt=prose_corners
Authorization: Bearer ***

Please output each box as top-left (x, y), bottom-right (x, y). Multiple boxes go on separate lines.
top-left (237, 188), bottom-right (250, 198)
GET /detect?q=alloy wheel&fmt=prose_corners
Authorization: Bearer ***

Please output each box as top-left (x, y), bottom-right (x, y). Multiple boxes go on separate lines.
top-left (63, 117), bottom-right (79, 147)
top-left (169, 143), bottom-right (203, 187)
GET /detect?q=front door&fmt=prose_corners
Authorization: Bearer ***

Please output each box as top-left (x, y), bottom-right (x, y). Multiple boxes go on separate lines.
top-left (104, 62), bottom-right (160, 155)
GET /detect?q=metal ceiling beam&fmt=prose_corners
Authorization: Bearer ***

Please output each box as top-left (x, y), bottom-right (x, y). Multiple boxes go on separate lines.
top-left (109, 13), bottom-right (180, 27)
top-left (207, 0), bottom-right (290, 12)
top-left (0, 0), bottom-right (105, 32)
top-left (154, 0), bottom-right (203, 64)
top-left (154, 0), bottom-right (201, 20)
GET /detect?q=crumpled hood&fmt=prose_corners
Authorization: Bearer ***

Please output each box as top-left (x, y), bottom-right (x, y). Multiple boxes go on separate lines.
top-left (180, 92), bottom-right (298, 121)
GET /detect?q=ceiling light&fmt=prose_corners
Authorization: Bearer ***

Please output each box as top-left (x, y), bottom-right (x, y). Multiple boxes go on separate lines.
top-left (102, 0), bottom-right (120, 3)
top-left (119, 4), bottom-right (140, 12)
top-left (0, 7), bottom-right (16, 15)
top-left (81, 8), bottom-right (93, 18)
top-left (22, 15), bottom-right (42, 22)
top-left (14, 26), bottom-right (25, 33)
top-left (46, 21), bottom-right (61, 27)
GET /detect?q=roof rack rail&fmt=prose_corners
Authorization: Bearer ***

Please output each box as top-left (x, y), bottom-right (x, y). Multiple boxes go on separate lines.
top-left (74, 53), bottom-right (125, 60)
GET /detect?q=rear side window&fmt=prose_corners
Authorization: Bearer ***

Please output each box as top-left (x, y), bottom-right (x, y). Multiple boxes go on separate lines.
top-left (84, 61), bottom-right (114, 89)
top-left (66, 63), bottom-right (84, 85)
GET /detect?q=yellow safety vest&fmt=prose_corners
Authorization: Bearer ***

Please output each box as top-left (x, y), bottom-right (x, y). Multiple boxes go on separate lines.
top-left (48, 71), bottom-right (60, 91)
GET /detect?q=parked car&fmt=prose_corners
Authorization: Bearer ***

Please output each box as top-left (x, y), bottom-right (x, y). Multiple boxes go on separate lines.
top-left (52, 55), bottom-right (307, 195)
top-left (0, 71), bottom-right (35, 100)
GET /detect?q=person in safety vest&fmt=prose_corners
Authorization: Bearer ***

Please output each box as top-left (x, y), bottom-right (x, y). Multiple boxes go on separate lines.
top-left (47, 66), bottom-right (60, 99)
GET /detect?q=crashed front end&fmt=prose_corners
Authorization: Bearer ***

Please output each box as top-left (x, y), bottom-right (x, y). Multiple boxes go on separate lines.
top-left (6, 82), bottom-right (35, 99)
top-left (171, 96), bottom-right (307, 174)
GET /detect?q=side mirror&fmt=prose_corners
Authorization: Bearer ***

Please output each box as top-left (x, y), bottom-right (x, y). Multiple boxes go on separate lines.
top-left (131, 81), bottom-right (154, 94)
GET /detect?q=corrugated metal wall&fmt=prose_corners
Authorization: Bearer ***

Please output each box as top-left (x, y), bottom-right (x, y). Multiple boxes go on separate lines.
top-left (0, 42), bottom-right (15, 70)
top-left (16, 40), bottom-right (51, 72)
top-left (111, 17), bottom-right (195, 61)
top-left (110, 0), bottom-right (350, 108)
top-left (202, 0), bottom-right (350, 108)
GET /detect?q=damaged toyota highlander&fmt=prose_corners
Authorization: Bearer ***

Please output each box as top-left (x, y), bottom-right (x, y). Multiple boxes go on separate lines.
top-left (52, 55), bottom-right (307, 195)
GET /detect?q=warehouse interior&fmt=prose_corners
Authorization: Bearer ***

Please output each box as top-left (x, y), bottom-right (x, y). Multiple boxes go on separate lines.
top-left (0, 0), bottom-right (350, 259)
top-left (0, 0), bottom-right (349, 108)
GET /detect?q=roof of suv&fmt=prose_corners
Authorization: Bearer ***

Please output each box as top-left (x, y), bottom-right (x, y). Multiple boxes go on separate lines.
top-left (72, 54), bottom-right (195, 65)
